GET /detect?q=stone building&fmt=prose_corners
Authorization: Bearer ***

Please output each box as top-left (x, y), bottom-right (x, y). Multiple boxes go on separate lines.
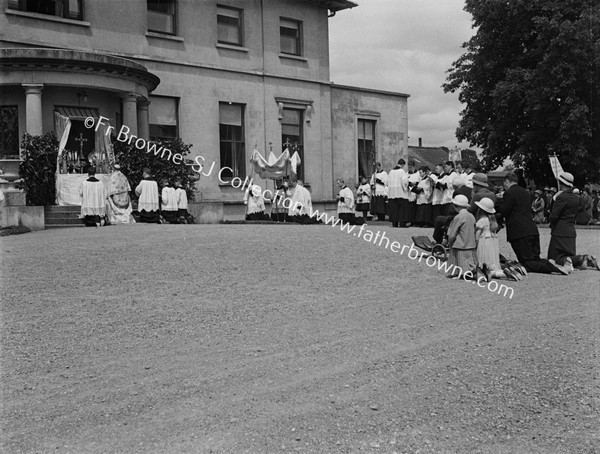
top-left (0, 0), bottom-right (409, 223)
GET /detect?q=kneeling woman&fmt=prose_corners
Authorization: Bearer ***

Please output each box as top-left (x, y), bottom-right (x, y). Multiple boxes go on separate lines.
top-left (244, 185), bottom-right (270, 221)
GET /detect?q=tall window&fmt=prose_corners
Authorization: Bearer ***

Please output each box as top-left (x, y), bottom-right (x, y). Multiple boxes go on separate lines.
top-left (8, 0), bottom-right (83, 20)
top-left (147, 0), bottom-right (176, 35)
top-left (217, 5), bottom-right (243, 46)
top-left (281, 108), bottom-right (304, 180)
top-left (219, 103), bottom-right (245, 179)
top-left (149, 96), bottom-right (178, 140)
top-left (280, 18), bottom-right (302, 56)
top-left (358, 119), bottom-right (376, 179)
top-left (0, 106), bottom-right (19, 159)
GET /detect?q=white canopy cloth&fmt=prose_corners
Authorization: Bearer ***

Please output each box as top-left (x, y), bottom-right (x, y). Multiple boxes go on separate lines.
top-left (249, 148), bottom-right (301, 180)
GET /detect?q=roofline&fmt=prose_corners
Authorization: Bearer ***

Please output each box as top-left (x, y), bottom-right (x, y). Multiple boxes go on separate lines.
top-left (304, 0), bottom-right (358, 13)
top-left (331, 83), bottom-right (410, 98)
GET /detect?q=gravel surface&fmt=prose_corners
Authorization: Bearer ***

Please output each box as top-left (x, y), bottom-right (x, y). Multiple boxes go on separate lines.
top-left (1, 223), bottom-right (599, 453)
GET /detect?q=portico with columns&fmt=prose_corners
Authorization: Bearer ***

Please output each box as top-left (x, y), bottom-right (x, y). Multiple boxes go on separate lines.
top-left (0, 48), bottom-right (159, 177)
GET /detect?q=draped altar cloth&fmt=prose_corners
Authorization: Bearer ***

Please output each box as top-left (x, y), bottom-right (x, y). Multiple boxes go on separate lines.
top-left (56, 174), bottom-right (112, 206)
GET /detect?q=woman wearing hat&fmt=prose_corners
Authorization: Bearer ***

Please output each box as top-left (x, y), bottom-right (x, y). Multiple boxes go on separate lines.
top-left (531, 189), bottom-right (546, 224)
top-left (446, 194), bottom-right (477, 278)
top-left (548, 172), bottom-right (579, 269)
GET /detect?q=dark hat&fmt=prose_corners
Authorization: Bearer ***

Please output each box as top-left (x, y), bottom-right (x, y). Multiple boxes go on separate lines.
top-left (472, 173), bottom-right (489, 188)
top-left (505, 172), bottom-right (519, 183)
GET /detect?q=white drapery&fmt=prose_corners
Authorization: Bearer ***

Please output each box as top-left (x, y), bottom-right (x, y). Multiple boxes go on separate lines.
top-left (54, 111), bottom-right (72, 174)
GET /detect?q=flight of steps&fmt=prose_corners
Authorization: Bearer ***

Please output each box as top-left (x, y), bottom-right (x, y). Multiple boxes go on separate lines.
top-left (44, 205), bottom-right (84, 229)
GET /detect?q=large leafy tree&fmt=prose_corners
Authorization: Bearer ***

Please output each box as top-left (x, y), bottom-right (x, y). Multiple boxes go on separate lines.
top-left (444, 0), bottom-right (600, 186)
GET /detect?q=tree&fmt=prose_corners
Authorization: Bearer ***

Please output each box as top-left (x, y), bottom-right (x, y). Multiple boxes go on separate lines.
top-left (444, 0), bottom-right (600, 186)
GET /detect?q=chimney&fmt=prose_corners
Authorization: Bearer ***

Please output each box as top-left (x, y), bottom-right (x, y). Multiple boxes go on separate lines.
top-left (418, 138), bottom-right (422, 147)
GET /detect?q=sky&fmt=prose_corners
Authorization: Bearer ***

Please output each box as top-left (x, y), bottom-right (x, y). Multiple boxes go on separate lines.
top-left (328, 0), bottom-right (475, 150)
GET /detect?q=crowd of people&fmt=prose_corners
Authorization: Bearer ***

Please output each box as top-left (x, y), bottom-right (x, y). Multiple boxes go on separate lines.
top-left (79, 159), bottom-right (598, 281)
top-left (532, 186), bottom-right (600, 226)
top-left (346, 160), bottom-right (599, 281)
top-left (79, 165), bottom-right (193, 227)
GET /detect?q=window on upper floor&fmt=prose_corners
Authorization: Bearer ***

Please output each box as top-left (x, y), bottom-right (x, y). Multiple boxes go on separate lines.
top-left (147, 0), bottom-right (177, 35)
top-left (7, 0), bottom-right (83, 21)
top-left (280, 18), bottom-right (302, 56)
top-left (219, 103), bottom-right (246, 179)
top-left (0, 106), bottom-right (20, 159)
top-left (149, 96), bottom-right (179, 140)
top-left (217, 5), bottom-right (243, 46)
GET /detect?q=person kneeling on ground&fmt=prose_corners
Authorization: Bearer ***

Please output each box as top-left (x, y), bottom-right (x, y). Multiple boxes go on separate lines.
top-left (288, 179), bottom-right (322, 224)
top-left (244, 184), bottom-right (270, 221)
top-left (446, 194), bottom-right (477, 279)
top-left (135, 168), bottom-right (161, 223)
top-left (160, 179), bottom-right (180, 224)
top-left (79, 166), bottom-right (107, 227)
top-left (337, 178), bottom-right (364, 225)
top-left (174, 179), bottom-right (194, 224)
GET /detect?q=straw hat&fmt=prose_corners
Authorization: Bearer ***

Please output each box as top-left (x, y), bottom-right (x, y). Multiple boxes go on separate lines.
top-left (475, 197), bottom-right (495, 214)
top-left (558, 172), bottom-right (574, 187)
top-left (451, 194), bottom-right (470, 208)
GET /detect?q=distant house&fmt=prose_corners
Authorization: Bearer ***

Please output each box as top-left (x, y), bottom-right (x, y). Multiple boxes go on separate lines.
top-left (407, 145), bottom-right (449, 170)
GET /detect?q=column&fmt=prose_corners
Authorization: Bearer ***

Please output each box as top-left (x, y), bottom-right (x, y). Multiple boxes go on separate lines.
top-left (22, 84), bottom-right (44, 136)
top-left (137, 99), bottom-right (150, 140)
top-left (121, 94), bottom-right (138, 136)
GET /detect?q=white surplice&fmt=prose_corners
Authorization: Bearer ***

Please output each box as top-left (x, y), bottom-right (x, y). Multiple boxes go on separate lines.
top-left (80, 178), bottom-right (107, 216)
top-left (135, 179), bottom-right (159, 212)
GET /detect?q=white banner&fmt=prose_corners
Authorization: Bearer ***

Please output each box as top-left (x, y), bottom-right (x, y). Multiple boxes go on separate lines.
top-left (549, 155), bottom-right (564, 179)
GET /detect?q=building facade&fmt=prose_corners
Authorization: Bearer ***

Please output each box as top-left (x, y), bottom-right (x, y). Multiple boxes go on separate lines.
top-left (0, 0), bottom-right (409, 214)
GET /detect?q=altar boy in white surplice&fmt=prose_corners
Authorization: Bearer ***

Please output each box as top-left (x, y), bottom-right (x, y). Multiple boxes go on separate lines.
top-left (135, 167), bottom-right (160, 223)
top-left (80, 167), bottom-right (107, 227)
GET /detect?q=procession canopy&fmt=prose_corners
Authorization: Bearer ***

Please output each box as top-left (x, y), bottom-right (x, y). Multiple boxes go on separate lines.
top-left (250, 148), bottom-right (301, 180)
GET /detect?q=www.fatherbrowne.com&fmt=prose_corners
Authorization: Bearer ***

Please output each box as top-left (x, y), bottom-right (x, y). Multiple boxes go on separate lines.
top-left (303, 205), bottom-right (515, 299)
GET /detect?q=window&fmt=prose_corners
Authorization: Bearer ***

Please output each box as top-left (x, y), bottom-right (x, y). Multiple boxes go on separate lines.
top-left (219, 103), bottom-right (245, 179)
top-left (149, 96), bottom-right (178, 140)
top-left (357, 119), bottom-right (376, 179)
top-left (0, 106), bottom-right (19, 159)
top-left (280, 18), bottom-right (302, 56)
top-left (281, 108), bottom-right (304, 180)
top-left (147, 0), bottom-right (176, 35)
top-left (217, 5), bottom-right (243, 46)
top-left (8, 0), bottom-right (83, 20)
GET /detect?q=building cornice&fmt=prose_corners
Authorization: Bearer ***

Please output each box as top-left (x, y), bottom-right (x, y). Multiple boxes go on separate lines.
top-left (0, 48), bottom-right (160, 91)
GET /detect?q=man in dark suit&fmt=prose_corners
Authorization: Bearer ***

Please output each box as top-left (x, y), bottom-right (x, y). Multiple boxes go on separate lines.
top-left (497, 172), bottom-right (568, 274)
top-left (548, 172), bottom-right (579, 268)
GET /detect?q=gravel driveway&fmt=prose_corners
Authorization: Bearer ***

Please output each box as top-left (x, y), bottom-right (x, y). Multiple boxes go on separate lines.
top-left (1, 224), bottom-right (598, 453)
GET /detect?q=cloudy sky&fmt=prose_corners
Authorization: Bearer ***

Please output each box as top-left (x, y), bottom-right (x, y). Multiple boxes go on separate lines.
top-left (328, 0), bottom-right (475, 150)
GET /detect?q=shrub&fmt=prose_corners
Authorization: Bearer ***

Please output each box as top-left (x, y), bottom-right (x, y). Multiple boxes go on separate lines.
top-left (18, 133), bottom-right (59, 206)
top-left (113, 138), bottom-right (198, 201)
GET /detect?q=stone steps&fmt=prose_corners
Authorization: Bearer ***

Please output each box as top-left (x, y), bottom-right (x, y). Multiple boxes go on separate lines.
top-left (44, 205), bottom-right (84, 228)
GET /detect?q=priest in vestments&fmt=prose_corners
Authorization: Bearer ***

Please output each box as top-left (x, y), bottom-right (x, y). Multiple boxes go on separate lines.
top-left (107, 164), bottom-right (135, 224)
top-left (135, 167), bottom-right (160, 223)
top-left (80, 167), bottom-right (107, 227)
